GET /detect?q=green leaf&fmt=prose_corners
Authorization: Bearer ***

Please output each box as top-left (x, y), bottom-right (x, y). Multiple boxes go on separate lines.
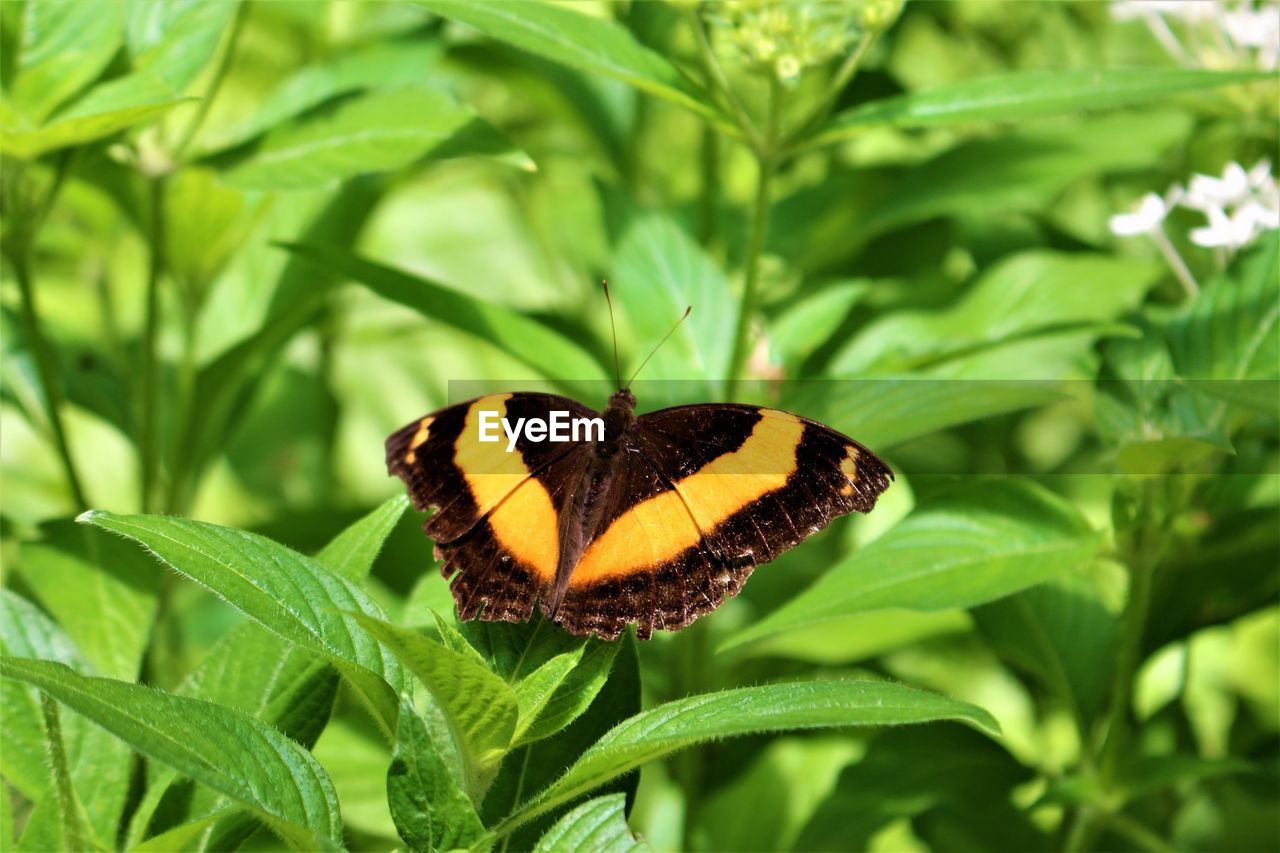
top-left (125, 621), bottom-right (340, 848)
top-left (0, 98), bottom-right (188, 158)
top-left (311, 719), bottom-right (397, 842)
top-left (533, 793), bottom-right (649, 853)
top-left (725, 480), bottom-right (1102, 652)
top-left (856, 111), bottom-right (1191, 239)
top-left (783, 378), bottom-right (1064, 451)
top-left (794, 726), bottom-right (1041, 851)
top-left (349, 613), bottom-right (518, 796)
top-left (282, 241), bottom-right (608, 391)
top-left (387, 698), bottom-right (487, 852)
top-left (610, 210), bottom-right (737, 395)
top-left (496, 679), bottom-right (998, 837)
top-left (413, 0), bottom-right (725, 129)
top-left (1169, 238), bottom-right (1279, 386)
top-left (131, 811), bottom-right (233, 852)
top-left (223, 88), bottom-right (533, 190)
top-left (0, 591), bottom-right (130, 847)
top-left (460, 614), bottom-right (620, 746)
top-left (512, 648), bottom-right (585, 746)
top-left (10, 0), bottom-right (124, 123)
top-left (124, 0), bottom-right (237, 96)
top-left (17, 521), bottom-right (160, 681)
top-left (811, 68), bottom-right (1275, 145)
top-left (973, 561), bottom-right (1125, 725)
top-left (173, 181), bottom-right (381, 510)
top-left (831, 251), bottom-right (1163, 375)
top-left (77, 510), bottom-right (403, 735)
top-left (314, 495), bottom-right (409, 581)
top-left (0, 658), bottom-right (343, 850)
top-left (769, 281), bottom-right (868, 368)
top-left (205, 40), bottom-right (443, 153)
top-left (482, 634), bottom-right (641, 850)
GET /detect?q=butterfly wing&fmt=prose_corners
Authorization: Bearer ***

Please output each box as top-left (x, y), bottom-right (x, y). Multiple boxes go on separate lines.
top-left (636, 404), bottom-right (893, 564)
top-left (551, 404), bottom-right (892, 639)
top-left (386, 392), bottom-right (597, 622)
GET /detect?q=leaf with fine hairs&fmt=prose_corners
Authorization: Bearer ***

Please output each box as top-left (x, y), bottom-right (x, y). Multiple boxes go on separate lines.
top-left (0, 658), bottom-right (343, 851)
top-left (533, 793), bottom-right (649, 853)
top-left (78, 510), bottom-right (404, 735)
top-left (496, 679), bottom-right (998, 839)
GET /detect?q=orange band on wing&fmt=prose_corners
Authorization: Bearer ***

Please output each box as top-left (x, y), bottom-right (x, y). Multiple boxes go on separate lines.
top-left (572, 410), bottom-right (804, 584)
top-left (456, 395), bottom-right (558, 581)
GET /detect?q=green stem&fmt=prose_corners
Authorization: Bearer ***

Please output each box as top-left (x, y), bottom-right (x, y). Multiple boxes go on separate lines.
top-left (689, 8), bottom-right (763, 153)
top-left (13, 248), bottom-right (89, 510)
top-left (40, 694), bottom-right (91, 851)
top-left (1099, 551), bottom-right (1155, 781)
top-left (788, 30), bottom-right (875, 147)
top-left (139, 177), bottom-right (167, 512)
top-left (697, 123), bottom-right (720, 249)
top-left (726, 77), bottom-right (781, 398)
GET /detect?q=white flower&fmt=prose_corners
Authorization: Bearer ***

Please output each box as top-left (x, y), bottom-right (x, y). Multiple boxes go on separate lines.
top-left (1222, 2), bottom-right (1280, 48)
top-left (1185, 161), bottom-right (1252, 210)
top-left (1248, 158), bottom-right (1275, 189)
top-left (1109, 192), bottom-right (1171, 236)
top-left (1189, 202), bottom-right (1278, 248)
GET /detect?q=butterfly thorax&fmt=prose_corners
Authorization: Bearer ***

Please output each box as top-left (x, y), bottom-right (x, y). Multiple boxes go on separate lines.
top-left (596, 389), bottom-right (637, 458)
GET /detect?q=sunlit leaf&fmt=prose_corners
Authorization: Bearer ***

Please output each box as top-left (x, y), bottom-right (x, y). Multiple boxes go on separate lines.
top-left (533, 793), bottom-right (649, 853)
top-left (0, 658), bottom-right (343, 850)
top-left (350, 613), bottom-right (518, 795)
top-left (224, 88), bottom-right (533, 190)
top-left (497, 680), bottom-right (998, 837)
top-left (811, 68), bottom-right (1274, 146)
top-left (414, 0), bottom-right (727, 130)
top-left (9, 0), bottom-right (124, 123)
top-left (725, 480), bottom-right (1102, 651)
top-left (77, 510), bottom-right (404, 735)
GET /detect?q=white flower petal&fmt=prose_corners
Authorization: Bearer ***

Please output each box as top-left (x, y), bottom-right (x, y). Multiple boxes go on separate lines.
top-left (1109, 193), bottom-right (1168, 236)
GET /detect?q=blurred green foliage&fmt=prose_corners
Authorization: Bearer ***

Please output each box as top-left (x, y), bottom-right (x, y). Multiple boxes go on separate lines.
top-left (0, 1), bottom-right (1277, 851)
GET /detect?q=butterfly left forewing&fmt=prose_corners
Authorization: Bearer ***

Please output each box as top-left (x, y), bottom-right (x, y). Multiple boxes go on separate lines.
top-left (386, 392), bottom-right (596, 620)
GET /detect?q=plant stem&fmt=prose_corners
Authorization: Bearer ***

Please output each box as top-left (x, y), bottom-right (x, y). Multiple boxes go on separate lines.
top-left (13, 248), bottom-right (89, 510)
top-left (697, 123), bottom-right (720, 249)
top-left (690, 8), bottom-right (764, 153)
top-left (726, 77), bottom-right (781, 398)
top-left (40, 694), bottom-right (90, 850)
top-left (790, 30), bottom-right (876, 145)
top-left (1150, 228), bottom-right (1199, 300)
top-left (140, 177), bottom-right (167, 512)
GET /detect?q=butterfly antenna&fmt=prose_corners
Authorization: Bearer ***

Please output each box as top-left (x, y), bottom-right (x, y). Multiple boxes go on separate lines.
top-left (601, 281), bottom-right (623, 390)
top-left (625, 306), bottom-right (691, 390)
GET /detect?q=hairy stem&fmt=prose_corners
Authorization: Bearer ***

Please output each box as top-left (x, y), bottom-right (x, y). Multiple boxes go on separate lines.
top-left (41, 694), bottom-right (90, 850)
top-left (139, 177), bottom-right (167, 512)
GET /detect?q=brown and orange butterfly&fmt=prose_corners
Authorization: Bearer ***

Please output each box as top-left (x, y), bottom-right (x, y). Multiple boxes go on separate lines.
top-left (387, 291), bottom-right (892, 640)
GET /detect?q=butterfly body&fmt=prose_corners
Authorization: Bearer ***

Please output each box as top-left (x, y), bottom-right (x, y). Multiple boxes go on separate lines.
top-left (388, 390), bottom-right (891, 640)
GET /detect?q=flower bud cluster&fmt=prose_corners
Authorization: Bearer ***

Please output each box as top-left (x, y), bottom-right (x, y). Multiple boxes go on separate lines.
top-left (705, 1), bottom-right (872, 86)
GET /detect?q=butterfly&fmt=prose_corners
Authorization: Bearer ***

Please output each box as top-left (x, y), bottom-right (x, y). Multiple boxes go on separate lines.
top-left (386, 288), bottom-right (892, 640)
